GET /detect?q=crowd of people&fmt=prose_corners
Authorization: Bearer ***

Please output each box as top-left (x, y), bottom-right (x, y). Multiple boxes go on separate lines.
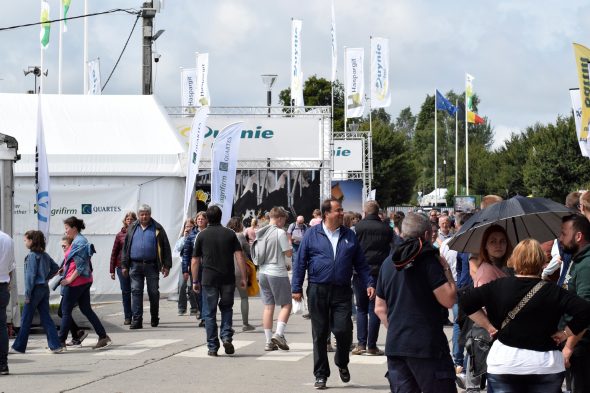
top-left (1, 194), bottom-right (590, 393)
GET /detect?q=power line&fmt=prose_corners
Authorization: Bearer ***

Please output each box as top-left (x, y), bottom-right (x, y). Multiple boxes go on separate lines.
top-left (101, 14), bottom-right (141, 91)
top-left (0, 8), bottom-right (140, 32)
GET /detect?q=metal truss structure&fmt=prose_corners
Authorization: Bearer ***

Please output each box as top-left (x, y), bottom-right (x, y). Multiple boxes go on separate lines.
top-left (331, 130), bottom-right (373, 199)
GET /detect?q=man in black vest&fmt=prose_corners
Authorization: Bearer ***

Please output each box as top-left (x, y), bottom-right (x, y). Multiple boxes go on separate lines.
top-left (351, 201), bottom-right (393, 356)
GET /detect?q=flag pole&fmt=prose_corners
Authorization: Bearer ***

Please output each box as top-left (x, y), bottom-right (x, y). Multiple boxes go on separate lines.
top-left (434, 90), bottom-right (438, 205)
top-left (58, 2), bottom-right (63, 94)
top-left (83, 0), bottom-right (88, 94)
top-left (465, 84), bottom-right (469, 195)
top-left (455, 100), bottom-right (459, 196)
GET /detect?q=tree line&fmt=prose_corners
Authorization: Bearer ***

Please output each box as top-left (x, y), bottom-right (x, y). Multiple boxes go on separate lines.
top-left (279, 76), bottom-right (589, 207)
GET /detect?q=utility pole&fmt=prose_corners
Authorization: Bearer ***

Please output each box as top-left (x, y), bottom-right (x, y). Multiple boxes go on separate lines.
top-left (141, 1), bottom-right (155, 95)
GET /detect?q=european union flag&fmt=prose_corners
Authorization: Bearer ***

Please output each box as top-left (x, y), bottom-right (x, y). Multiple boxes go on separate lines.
top-left (436, 90), bottom-right (457, 116)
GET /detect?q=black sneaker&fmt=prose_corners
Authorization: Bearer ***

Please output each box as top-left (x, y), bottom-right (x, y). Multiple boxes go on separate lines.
top-left (314, 377), bottom-right (327, 389)
top-left (207, 350), bottom-right (218, 357)
top-left (0, 364), bottom-right (8, 375)
top-left (151, 317), bottom-right (159, 327)
top-left (130, 319), bottom-right (143, 330)
top-left (222, 340), bottom-right (235, 355)
top-left (338, 367), bottom-right (350, 383)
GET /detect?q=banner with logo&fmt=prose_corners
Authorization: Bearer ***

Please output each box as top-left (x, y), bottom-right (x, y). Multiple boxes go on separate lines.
top-left (370, 37), bottom-right (390, 108)
top-left (171, 116), bottom-right (322, 160)
top-left (195, 53), bottom-right (210, 107)
top-left (15, 183), bottom-right (139, 235)
top-left (87, 58), bottom-right (101, 95)
top-left (291, 19), bottom-right (304, 107)
top-left (183, 106), bottom-right (210, 221)
top-left (180, 67), bottom-right (197, 110)
top-left (573, 43), bottom-right (590, 140)
top-left (466, 73), bottom-right (475, 112)
top-left (332, 139), bottom-right (363, 171)
top-left (570, 88), bottom-right (590, 157)
top-left (36, 97), bottom-right (51, 238)
top-left (345, 48), bottom-right (365, 118)
top-left (211, 122), bottom-right (243, 225)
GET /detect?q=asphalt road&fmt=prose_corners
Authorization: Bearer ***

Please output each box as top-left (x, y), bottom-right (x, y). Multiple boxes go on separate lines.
top-left (0, 295), bottom-right (454, 393)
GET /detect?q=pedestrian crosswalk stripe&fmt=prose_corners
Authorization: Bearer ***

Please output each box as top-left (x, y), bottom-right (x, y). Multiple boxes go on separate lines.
top-left (257, 342), bottom-right (313, 362)
top-left (349, 354), bottom-right (387, 365)
top-left (175, 340), bottom-right (255, 358)
top-left (94, 339), bottom-right (182, 356)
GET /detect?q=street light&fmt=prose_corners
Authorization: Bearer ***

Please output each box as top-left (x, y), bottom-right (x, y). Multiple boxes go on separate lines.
top-left (261, 74), bottom-right (277, 116)
top-left (23, 66), bottom-right (47, 94)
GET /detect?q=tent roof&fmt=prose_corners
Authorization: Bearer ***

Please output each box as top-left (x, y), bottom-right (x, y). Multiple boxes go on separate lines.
top-left (0, 94), bottom-right (185, 176)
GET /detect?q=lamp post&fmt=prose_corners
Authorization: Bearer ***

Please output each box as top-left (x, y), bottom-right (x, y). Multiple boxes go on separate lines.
top-left (261, 74), bottom-right (277, 117)
top-left (24, 66), bottom-right (47, 94)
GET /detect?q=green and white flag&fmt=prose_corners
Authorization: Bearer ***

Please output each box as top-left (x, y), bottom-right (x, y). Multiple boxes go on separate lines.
top-left (63, 0), bottom-right (72, 32)
top-left (40, 1), bottom-right (51, 49)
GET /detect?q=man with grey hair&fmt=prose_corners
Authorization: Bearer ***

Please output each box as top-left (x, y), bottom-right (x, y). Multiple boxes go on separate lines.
top-left (121, 204), bottom-right (172, 329)
top-left (375, 212), bottom-right (457, 392)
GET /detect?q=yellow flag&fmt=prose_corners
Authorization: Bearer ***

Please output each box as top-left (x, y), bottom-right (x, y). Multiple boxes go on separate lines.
top-left (573, 43), bottom-right (590, 140)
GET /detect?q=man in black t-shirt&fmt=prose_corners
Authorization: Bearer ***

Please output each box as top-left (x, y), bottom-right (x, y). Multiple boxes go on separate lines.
top-left (374, 212), bottom-right (457, 393)
top-left (191, 205), bottom-right (247, 357)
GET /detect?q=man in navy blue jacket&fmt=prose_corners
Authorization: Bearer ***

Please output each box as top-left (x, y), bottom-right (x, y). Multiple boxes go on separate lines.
top-left (292, 198), bottom-right (375, 390)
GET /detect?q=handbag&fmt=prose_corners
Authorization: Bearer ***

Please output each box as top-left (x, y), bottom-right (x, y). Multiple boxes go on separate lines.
top-left (467, 280), bottom-right (546, 377)
top-left (245, 259), bottom-right (260, 296)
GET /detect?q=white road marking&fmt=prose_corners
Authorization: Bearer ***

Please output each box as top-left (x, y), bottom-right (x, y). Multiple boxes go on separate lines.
top-left (94, 338), bottom-right (182, 356)
top-left (349, 354), bottom-right (387, 365)
top-left (257, 342), bottom-right (313, 362)
top-left (175, 340), bottom-right (255, 358)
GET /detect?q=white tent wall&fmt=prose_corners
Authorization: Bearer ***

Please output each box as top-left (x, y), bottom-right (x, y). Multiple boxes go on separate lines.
top-left (13, 176), bottom-right (185, 301)
top-left (0, 93), bottom-right (187, 302)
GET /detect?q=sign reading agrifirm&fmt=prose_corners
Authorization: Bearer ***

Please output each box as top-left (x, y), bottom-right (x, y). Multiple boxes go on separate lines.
top-left (332, 139), bottom-right (363, 172)
top-left (172, 117), bottom-right (322, 160)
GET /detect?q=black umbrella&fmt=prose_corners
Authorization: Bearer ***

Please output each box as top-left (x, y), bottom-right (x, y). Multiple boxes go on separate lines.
top-left (447, 195), bottom-right (577, 253)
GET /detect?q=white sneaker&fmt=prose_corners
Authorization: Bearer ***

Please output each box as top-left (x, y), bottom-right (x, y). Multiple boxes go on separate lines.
top-left (271, 334), bottom-right (289, 351)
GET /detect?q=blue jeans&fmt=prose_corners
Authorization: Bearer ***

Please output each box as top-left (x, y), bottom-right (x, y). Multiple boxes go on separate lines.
top-left (386, 354), bottom-right (457, 393)
top-left (352, 275), bottom-right (380, 349)
top-left (202, 284), bottom-right (235, 351)
top-left (177, 270), bottom-right (197, 312)
top-left (130, 261), bottom-right (160, 320)
top-left (116, 267), bottom-right (131, 320)
top-left (451, 303), bottom-right (464, 367)
top-left (0, 283), bottom-right (9, 366)
top-left (13, 285), bottom-right (61, 352)
top-left (59, 283), bottom-right (107, 343)
top-left (487, 372), bottom-right (564, 393)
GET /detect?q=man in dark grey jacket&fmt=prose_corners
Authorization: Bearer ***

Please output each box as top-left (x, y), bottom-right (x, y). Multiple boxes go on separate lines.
top-left (352, 201), bottom-right (393, 356)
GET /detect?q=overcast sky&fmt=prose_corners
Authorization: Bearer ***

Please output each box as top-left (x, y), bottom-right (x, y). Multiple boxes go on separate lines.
top-left (1, 0), bottom-right (589, 149)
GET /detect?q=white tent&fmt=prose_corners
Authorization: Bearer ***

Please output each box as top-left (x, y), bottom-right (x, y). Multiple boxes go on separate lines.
top-left (0, 93), bottom-right (186, 300)
top-left (420, 188), bottom-right (448, 207)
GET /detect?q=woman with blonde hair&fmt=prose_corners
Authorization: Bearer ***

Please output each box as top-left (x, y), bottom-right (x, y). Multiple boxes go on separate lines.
top-left (460, 239), bottom-right (590, 392)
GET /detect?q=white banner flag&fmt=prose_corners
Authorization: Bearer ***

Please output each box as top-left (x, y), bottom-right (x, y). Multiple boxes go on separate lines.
top-left (368, 189), bottom-right (376, 201)
top-left (87, 58), bottom-right (101, 95)
top-left (345, 47), bottom-right (365, 119)
top-left (291, 19), bottom-right (304, 107)
top-left (195, 53), bottom-right (210, 107)
top-left (570, 88), bottom-right (590, 157)
top-left (35, 97), bottom-right (51, 238)
top-left (183, 106), bottom-right (210, 221)
top-left (180, 67), bottom-right (197, 110)
top-left (371, 37), bottom-right (390, 108)
top-left (330, 1), bottom-right (337, 82)
top-left (211, 122), bottom-right (244, 226)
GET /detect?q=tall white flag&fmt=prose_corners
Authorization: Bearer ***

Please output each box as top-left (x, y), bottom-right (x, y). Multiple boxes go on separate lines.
top-left (183, 106), bottom-right (211, 221)
top-left (330, 1), bottom-right (337, 82)
top-left (370, 37), bottom-right (390, 108)
top-left (291, 19), bottom-right (304, 107)
top-left (195, 53), bottom-right (210, 107)
top-left (570, 88), bottom-right (590, 158)
top-left (345, 47), bottom-right (365, 119)
top-left (35, 97), bottom-right (51, 238)
top-left (211, 122), bottom-right (244, 226)
top-left (180, 67), bottom-right (197, 112)
top-left (87, 58), bottom-right (101, 95)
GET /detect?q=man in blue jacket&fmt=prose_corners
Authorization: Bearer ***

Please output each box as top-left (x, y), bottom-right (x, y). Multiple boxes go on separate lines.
top-left (292, 198), bottom-right (375, 390)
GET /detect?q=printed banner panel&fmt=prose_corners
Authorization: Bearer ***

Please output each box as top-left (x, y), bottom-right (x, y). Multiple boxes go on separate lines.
top-left (332, 139), bottom-right (363, 172)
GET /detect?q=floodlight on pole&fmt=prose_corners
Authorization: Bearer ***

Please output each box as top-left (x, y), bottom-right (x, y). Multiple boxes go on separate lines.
top-left (261, 74), bottom-right (277, 116)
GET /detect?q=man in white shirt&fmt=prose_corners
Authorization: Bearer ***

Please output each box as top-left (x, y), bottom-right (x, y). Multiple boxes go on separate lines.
top-left (0, 230), bottom-right (16, 375)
